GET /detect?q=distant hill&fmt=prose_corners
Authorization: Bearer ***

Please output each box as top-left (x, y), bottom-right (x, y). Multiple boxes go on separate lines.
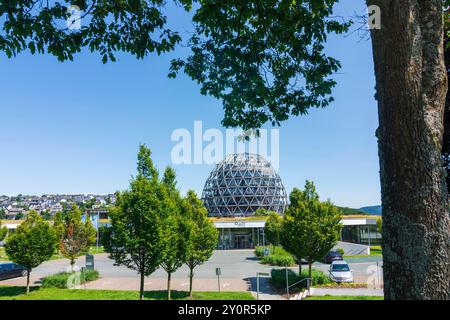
top-left (338, 205), bottom-right (382, 216)
top-left (358, 205), bottom-right (382, 215)
top-left (338, 207), bottom-right (369, 215)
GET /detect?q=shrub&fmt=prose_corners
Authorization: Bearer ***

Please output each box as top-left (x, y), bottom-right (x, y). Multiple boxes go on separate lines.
top-left (255, 246), bottom-right (296, 266)
top-left (41, 269), bottom-right (99, 288)
top-left (262, 254), bottom-right (296, 266)
top-left (255, 246), bottom-right (265, 257)
top-left (336, 248), bottom-right (345, 256)
top-left (270, 268), bottom-right (331, 292)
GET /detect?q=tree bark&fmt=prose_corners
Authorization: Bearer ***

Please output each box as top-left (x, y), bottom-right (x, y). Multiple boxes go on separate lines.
top-left (444, 17), bottom-right (450, 195)
top-left (367, 0), bottom-right (450, 299)
top-left (308, 260), bottom-right (312, 280)
top-left (189, 266), bottom-right (194, 297)
top-left (139, 270), bottom-right (145, 300)
top-left (26, 269), bottom-right (31, 294)
top-left (167, 272), bottom-right (172, 300)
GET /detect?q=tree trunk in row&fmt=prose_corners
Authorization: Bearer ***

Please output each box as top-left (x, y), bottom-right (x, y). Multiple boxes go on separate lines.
top-left (367, 0), bottom-right (450, 299)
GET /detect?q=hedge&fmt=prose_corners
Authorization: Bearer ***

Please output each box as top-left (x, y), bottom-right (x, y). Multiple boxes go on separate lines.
top-left (270, 268), bottom-right (331, 292)
top-left (261, 254), bottom-right (296, 267)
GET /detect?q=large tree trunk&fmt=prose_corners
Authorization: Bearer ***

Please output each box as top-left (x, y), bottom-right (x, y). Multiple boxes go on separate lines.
top-left (444, 17), bottom-right (450, 195)
top-left (367, 0), bottom-right (450, 299)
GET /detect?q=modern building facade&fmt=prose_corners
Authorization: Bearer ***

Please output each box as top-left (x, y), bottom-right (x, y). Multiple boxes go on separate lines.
top-left (202, 153), bottom-right (288, 249)
top-left (202, 153), bottom-right (288, 217)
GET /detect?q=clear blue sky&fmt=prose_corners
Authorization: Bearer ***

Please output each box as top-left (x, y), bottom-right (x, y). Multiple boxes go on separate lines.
top-left (0, 0), bottom-right (380, 208)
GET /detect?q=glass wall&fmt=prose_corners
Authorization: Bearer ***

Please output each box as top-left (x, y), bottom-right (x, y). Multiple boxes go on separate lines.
top-left (341, 224), bottom-right (381, 245)
top-left (217, 227), bottom-right (266, 249)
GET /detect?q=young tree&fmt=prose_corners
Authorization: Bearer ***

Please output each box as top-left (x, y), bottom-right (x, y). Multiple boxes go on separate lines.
top-left (104, 144), bottom-right (168, 300)
top-left (182, 190), bottom-right (218, 297)
top-left (58, 204), bottom-right (96, 270)
top-left (4, 211), bottom-right (56, 293)
top-left (265, 212), bottom-right (283, 254)
top-left (282, 182), bottom-right (342, 278)
top-left (365, 0), bottom-right (450, 299)
top-left (0, 220), bottom-right (7, 242)
top-left (159, 167), bottom-right (190, 300)
top-left (376, 217), bottom-right (382, 235)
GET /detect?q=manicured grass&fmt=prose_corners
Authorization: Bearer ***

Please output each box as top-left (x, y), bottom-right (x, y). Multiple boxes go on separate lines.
top-left (0, 286), bottom-right (255, 300)
top-left (305, 295), bottom-right (383, 300)
top-left (1, 246), bottom-right (105, 262)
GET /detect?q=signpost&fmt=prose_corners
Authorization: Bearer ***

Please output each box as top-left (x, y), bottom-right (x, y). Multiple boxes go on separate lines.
top-left (216, 267), bottom-right (221, 292)
top-left (86, 254), bottom-right (94, 270)
top-left (256, 272), bottom-right (270, 300)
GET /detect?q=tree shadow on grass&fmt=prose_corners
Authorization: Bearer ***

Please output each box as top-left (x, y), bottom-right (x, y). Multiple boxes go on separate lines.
top-left (0, 286), bottom-right (39, 298)
top-left (143, 290), bottom-right (189, 300)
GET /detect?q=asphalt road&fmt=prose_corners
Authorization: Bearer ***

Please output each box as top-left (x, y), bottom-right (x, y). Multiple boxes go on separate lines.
top-left (1, 250), bottom-right (383, 288)
top-left (18, 250), bottom-right (381, 280)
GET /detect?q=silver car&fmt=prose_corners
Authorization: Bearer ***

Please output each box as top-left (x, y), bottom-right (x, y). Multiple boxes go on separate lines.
top-left (329, 260), bottom-right (353, 283)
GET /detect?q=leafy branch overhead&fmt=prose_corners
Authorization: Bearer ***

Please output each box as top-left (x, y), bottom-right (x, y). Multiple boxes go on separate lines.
top-left (170, 0), bottom-right (351, 130)
top-left (0, 0), bottom-right (192, 62)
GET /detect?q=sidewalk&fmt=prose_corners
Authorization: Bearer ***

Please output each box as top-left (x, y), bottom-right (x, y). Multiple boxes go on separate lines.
top-left (310, 287), bottom-right (383, 296)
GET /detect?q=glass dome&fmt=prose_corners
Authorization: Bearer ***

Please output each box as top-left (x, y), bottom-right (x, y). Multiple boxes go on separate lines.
top-left (201, 153), bottom-right (288, 216)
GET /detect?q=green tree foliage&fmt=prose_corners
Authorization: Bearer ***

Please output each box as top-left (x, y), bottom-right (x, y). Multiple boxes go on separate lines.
top-left (264, 212), bottom-right (283, 254)
top-left (57, 204), bottom-right (96, 270)
top-left (159, 166), bottom-right (190, 300)
top-left (282, 181), bottom-right (342, 278)
top-left (0, 208), bottom-right (6, 220)
top-left (0, 220), bottom-right (7, 242)
top-left (170, 0), bottom-right (350, 130)
top-left (4, 211), bottom-right (56, 293)
top-left (253, 208), bottom-right (272, 217)
top-left (104, 144), bottom-right (169, 300)
top-left (182, 190), bottom-right (218, 297)
top-left (0, 0), bottom-right (192, 62)
top-left (376, 217), bottom-right (382, 235)
top-left (41, 210), bottom-right (52, 221)
top-left (15, 211), bottom-right (24, 220)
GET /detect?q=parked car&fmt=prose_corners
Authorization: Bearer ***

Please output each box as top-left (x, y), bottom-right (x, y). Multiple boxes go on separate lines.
top-left (0, 263), bottom-right (27, 280)
top-left (323, 250), bottom-right (343, 264)
top-left (329, 260), bottom-right (353, 283)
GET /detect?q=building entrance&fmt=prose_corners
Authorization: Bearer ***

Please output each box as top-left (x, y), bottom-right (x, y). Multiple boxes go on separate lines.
top-left (233, 234), bottom-right (250, 249)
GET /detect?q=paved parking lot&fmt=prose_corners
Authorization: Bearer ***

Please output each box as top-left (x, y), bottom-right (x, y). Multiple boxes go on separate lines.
top-left (0, 250), bottom-right (383, 292)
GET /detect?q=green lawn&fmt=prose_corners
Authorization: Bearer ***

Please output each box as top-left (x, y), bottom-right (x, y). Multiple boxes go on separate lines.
top-left (0, 246), bottom-right (105, 262)
top-left (0, 286), bottom-right (255, 300)
top-left (305, 295), bottom-right (383, 300)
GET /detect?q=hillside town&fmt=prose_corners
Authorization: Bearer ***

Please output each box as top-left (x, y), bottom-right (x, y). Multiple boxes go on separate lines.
top-left (0, 194), bottom-right (115, 220)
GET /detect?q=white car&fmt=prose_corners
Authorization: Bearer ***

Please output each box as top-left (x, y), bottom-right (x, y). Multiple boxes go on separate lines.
top-left (329, 260), bottom-right (353, 283)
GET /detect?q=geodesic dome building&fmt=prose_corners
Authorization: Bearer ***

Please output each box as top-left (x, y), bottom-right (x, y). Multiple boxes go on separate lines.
top-left (201, 153), bottom-right (288, 217)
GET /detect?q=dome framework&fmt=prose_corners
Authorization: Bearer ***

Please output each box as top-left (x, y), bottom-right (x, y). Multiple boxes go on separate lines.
top-left (202, 153), bottom-right (288, 216)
